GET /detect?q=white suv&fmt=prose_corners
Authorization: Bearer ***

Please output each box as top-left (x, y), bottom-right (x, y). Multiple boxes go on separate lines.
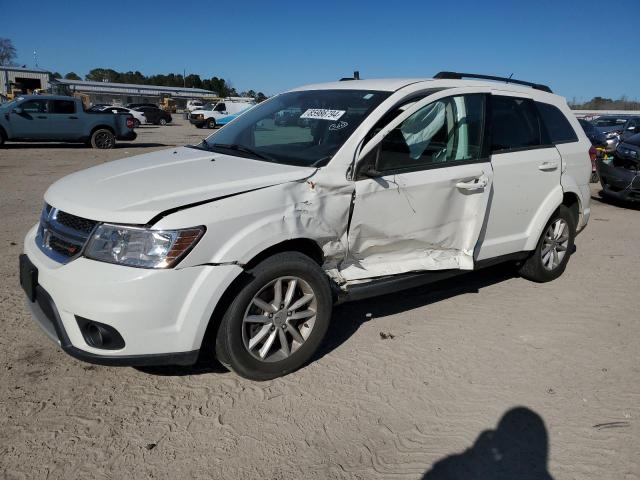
top-left (20, 72), bottom-right (591, 380)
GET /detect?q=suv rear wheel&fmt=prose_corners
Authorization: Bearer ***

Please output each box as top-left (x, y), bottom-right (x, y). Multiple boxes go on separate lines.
top-left (519, 205), bottom-right (575, 282)
top-left (215, 252), bottom-right (332, 380)
top-left (206, 118), bottom-right (216, 129)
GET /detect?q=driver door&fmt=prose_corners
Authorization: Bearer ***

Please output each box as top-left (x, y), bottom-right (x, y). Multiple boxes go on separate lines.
top-left (342, 88), bottom-right (494, 281)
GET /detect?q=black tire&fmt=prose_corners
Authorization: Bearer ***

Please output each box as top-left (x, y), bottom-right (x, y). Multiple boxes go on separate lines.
top-left (195, 124), bottom-right (204, 129)
top-left (0, 130), bottom-right (5, 147)
top-left (590, 171), bottom-right (599, 183)
top-left (206, 118), bottom-right (216, 129)
top-left (158, 118), bottom-right (167, 126)
top-left (90, 129), bottom-right (115, 149)
top-left (519, 205), bottom-right (576, 283)
top-left (133, 119), bottom-right (140, 128)
top-left (215, 252), bottom-right (332, 380)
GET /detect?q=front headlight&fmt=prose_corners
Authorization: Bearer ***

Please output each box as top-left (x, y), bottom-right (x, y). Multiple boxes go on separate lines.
top-left (85, 224), bottom-right (204, 268)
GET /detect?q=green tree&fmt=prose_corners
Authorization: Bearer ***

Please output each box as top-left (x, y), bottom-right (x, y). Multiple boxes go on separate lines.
top-left (0, 37), bottom-right (17, 66)
top-left (64, 72), bottom-right (81, 80)
top-left (52, 72), bottom-right (62, 79)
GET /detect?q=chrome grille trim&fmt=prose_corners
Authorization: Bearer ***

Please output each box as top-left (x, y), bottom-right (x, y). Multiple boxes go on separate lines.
top-left (36, 205), bottom-right (98, 264)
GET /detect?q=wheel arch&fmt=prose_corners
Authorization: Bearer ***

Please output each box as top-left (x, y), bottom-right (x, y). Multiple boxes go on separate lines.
top-left (90, 124), bottom-right (115, 136)
top-left (198, 239), bottom-right (327, 357)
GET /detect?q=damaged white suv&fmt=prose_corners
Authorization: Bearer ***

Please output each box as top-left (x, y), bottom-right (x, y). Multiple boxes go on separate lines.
top-left (20, 72), bottom-right (592, 380)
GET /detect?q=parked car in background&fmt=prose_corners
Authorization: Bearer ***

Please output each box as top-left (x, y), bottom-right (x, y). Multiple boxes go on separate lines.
top-left (189, 98), bottom-right (255, 129)
top-left (215, 107), bottom-right (252, 127)
top-left (20, 73), bottom-right (591, 380)
top-left (187, 100), bottom-right (205, 112)
top-left (0, 95), bottom-right (136, 149)
top-left (99, 106), bottom-right (147, 128)
top-left (591, 115), bottom-right (631, 153)
top-left (620, 116), bottom-right (640, 142)
top-left (578, 119), bottom-right (607, 147)
top-left (598, 132), bottom-right (640, 202)
top-left (133, 106), bottom-right (172, 125)
top-left (127, 103), bottom-right (157, 109)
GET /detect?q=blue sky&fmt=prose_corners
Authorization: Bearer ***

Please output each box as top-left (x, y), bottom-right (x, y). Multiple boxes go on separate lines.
top-left (2, 0), bottom-right (638, 101)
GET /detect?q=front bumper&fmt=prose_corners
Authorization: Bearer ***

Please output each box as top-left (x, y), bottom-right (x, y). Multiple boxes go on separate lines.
top-left (22, 224), bottom-right (243, 365)
top-left (597, 158), bottom-right (640, 202)
top-left (189, 117), bottom-right (206, 127)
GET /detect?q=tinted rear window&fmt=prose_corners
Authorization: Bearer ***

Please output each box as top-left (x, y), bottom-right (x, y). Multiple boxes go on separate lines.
top-left (535, 102), bottom-right (578, 144)
top-left (490, 96), bottom-right (547, 153)
top-left (51, 100), bottom-right (75, 114)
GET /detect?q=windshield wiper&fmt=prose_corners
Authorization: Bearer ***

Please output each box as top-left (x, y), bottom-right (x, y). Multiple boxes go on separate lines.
top-left (207, 142), bottom-right (277, 163)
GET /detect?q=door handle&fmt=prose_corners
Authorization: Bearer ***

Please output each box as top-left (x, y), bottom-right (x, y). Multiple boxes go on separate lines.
top-left (37, 115), bottom-right (47, 119)
top-left (538, 161), bottom-right (559, 171)
top-left (456, 176), bottom-right (488, 191)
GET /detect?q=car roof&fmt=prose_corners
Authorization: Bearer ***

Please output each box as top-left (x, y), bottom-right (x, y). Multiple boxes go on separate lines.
top-left (290, 77), bottom-right (560, 99)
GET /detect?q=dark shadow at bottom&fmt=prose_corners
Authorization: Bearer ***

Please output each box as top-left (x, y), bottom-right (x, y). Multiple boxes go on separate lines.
top-left (423, 407), bottom-right (553, 480)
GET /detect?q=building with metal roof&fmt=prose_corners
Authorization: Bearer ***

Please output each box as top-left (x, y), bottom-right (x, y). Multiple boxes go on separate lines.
top-left (1, 65), bottom-right (52, 98)
top-left (51, 78), bottom-right (217, 109)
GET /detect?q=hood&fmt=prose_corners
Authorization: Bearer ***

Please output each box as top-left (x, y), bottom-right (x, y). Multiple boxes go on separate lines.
top-left (45, 146), bottom-right (316, 224)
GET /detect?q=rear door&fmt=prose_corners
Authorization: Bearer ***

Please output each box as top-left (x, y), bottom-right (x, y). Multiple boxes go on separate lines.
top-left (48, 99), bottom-right (82, 139)
top-left (475, 92), bottom-right (561, 260)
top-left (9, 99), bottom-right (50, 139)
top-left (343, 88), bottom-right (494, 281)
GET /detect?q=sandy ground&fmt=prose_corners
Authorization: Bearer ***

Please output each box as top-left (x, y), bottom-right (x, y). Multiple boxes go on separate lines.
top-left (0, 119), bottom-right (638, 479)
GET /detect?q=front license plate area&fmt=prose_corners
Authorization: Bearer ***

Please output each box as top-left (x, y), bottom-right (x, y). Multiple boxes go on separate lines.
top-left (19, 254), bottom-right (38, 302)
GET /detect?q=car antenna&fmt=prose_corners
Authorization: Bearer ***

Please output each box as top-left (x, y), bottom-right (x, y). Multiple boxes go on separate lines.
top-left (340, 70), bottom-right (361, 81)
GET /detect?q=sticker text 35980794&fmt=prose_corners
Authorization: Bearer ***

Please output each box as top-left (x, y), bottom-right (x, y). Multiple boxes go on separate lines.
top-left (300, 109), bottom-right (346, 121)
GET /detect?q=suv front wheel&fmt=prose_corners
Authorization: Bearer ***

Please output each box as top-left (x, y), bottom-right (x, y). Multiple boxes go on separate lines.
top-left (215, 252), bottom-right (332, 380)
top-left (519, 205), bottom-right (576, 282)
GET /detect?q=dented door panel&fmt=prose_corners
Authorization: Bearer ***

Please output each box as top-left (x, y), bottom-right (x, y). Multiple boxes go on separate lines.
top-left (342, 162), bottom-right (493, 281)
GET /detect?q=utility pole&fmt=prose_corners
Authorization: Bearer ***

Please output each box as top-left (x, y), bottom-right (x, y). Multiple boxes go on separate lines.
top-left (33, 50), bottom-right (38, 68)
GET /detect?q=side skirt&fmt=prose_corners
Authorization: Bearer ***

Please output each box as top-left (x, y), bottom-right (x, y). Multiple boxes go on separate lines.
top-left (335, 251), bottom-right (530, 304)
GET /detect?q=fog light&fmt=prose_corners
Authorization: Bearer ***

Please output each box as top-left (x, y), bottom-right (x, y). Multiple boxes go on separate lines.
top-left (76, 316), bottom-right (125, 350)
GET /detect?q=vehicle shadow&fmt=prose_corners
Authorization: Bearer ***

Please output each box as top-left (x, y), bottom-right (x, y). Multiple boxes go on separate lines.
top-left (136, 349), bottom-right (227, 377)
top-left (591, 190), bottom-right (640, 211)
top-left (1, 142), bottom-right (170, 149)
top-left (138, 263), bottom-right (518, 377)
top-left (314, 263), bottom-right (518, 362)
top-left (422, 407), bottom-right (553, 479)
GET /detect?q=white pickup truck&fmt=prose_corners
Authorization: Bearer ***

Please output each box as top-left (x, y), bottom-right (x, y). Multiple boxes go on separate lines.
top-left (189, 97), bottom-right (255, 128)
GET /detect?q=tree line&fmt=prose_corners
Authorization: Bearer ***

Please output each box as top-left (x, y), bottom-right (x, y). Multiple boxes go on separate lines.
top-left (51, 68), bottom-right (267, 101)
top-left (569, 96), bottom-right (640, 111)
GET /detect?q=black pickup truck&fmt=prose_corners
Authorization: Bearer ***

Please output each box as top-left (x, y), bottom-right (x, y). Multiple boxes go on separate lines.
top-left (0, 95), bottom-right (136, 149)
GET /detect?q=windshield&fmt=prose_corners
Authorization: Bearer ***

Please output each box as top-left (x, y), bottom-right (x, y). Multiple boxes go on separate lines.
top-left (193, 89), bottom-right (391, 167)
top-left (0, 98), bottom-right (21, 110)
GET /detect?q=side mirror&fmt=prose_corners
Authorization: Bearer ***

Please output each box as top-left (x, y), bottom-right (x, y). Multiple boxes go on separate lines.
top-left (13, 107), bottom-right (23, 114)
top-left (358, 145), bottom-right (383, 178)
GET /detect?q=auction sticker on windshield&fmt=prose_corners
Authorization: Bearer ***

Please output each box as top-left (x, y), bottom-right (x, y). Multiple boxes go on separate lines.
top-left (300, 109), bottom-right (346, 121)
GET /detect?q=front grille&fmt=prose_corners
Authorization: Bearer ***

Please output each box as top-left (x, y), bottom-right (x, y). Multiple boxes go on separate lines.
top-left (36, 205), bottom-right (97, 263)
top-left (56, 211), bottom-right (97, 234)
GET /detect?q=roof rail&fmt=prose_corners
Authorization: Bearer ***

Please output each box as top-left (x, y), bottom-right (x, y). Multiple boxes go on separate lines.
top-left (433, 71), bottom-right (552, 94)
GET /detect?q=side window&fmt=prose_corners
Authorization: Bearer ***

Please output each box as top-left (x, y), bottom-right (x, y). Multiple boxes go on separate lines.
top-left (19, 100), bottom-right (48, 113)
top-left (376, 94), bottom-right (486, 173)
top-left (50, 100), bottom-right (76, 114)
top-left (490, 96), bottom-right (548, 153)
top-left (535, 102), bottom-right (578, 144)
top-left (214, 102), bottom-right (227, 112)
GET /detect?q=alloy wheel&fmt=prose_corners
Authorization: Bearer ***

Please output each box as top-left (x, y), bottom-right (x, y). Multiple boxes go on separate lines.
top-left (242, 276), bottom-right (317, 362)
top-left (541, 219), bottom-right (569, 270)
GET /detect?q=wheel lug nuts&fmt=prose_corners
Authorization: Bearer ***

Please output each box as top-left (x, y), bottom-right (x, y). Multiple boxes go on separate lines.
top-left (280, 304), bottom-right (284, 309)
top-left (268, 314), bottom-right (273, 318)
top-left (287, 311), bottom-right (292, 316)
top-left (270, 326), bottom-right (275, 331)
top-left (281, 324), bottom-right (286, 329)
